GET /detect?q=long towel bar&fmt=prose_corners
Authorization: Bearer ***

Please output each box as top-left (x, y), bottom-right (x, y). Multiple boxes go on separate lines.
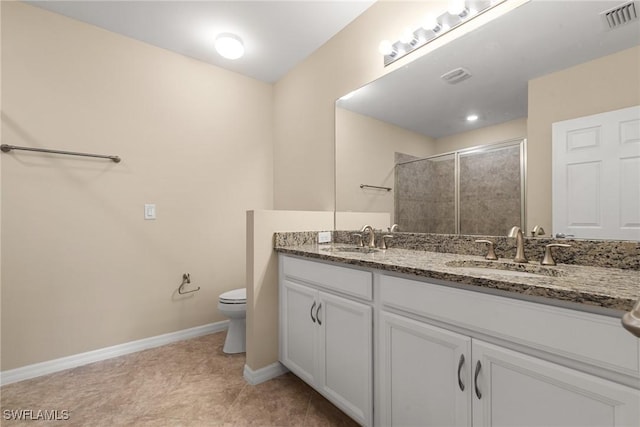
top-left (1, 144), bottom-right (121, 163)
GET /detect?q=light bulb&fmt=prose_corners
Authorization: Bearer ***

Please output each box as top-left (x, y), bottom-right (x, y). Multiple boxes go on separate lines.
top-left (215, 33), bottom-right (244, 60)
top-left (378, 40), bottom-right (394, 56)
top-left (400, 27), bottom-right (415, 44)
top-left (448, 0), bottom-right (466, 16)
top-left (422, 15), bottom-right (441, 31)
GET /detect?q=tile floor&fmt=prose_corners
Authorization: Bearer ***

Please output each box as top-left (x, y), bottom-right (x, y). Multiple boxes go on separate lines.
top-left (0, 332), bottom-right (359, 426)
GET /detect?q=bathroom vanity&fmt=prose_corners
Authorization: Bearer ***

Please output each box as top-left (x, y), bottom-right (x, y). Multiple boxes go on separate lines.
top-left (277, 242), bottom-right (640, 427)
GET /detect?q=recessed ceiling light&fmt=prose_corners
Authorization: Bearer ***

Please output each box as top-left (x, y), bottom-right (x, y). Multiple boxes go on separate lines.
top-left (466, 114), bottom-right (479, 122)
top-left (215, 33), bottom-right (244, 60)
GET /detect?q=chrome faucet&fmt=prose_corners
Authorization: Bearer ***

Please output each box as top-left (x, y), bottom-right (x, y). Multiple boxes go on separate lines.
top-left (389, 224), bottom-right (400, 232)
top-left (360, 225), bottom-right (376, 248)
top-left (507, 226), bottom-right (528, 263)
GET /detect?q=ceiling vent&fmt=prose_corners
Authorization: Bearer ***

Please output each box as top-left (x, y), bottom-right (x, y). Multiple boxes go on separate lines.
top-left (601, 1), bottom-right (638, 30)
top-left (441, 67), bottom-right (472, 84)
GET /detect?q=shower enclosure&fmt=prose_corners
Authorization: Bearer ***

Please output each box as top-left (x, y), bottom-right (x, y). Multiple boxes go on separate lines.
top-left (395, 139), bottom-right (525, 236)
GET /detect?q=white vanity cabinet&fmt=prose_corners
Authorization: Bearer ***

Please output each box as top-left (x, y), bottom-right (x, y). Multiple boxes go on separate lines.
top-left (279, 255), bottom-right (373, 426)
top-left (379, 274), bottom-right (640, 427)
top-left (278, 254), bottom-right (639, 427)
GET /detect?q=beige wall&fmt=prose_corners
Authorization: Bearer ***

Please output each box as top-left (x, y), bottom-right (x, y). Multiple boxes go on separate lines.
top-left (246, 209), bottom-right (391, 372)
top-left (527, 46), bottom-right (640, 235)
top-left (435, 118), bottom-right (527, 153)
top-left (336, 108), bottom-right (435, 223)
top-left (246, 210), bottom-right (333, 371)
top-left (1, 3), bottom-right (273, 370)
top-left (335, 211), bottom-right (390, 231)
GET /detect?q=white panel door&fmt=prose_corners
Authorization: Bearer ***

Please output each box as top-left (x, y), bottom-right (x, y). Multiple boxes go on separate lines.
top-left (280, 279), bottom-right (318, 385)
top-left (553, 105), bottom-right (640, 240)
top-left (472, 340), bottom-right (640, 427)
top-left (379, 311), bottom-right (472, 427)
top-left (318, 291), bottom-right (372, 426)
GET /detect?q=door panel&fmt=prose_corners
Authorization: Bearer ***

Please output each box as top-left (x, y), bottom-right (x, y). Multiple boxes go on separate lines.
top-left (318, 291), bottom-right (372, 426)
top-left (553, 105), bottom-right (640, 239)
top-left (379, 312), bottom-right (472, 427)
top-left (280, 280), bottom-right (317, 384)
top-left (472, 340), bottom-right (640, 427)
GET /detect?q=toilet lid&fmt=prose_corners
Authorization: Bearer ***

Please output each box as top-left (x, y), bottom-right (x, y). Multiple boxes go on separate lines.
top-left (219, 288), bottom-right (246, 304)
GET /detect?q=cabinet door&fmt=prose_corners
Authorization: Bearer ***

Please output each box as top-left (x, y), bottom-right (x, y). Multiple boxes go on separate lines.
top-left (280, 279), bottom-right (318, 385)
top-left (472, 340), bottom-right (640, 427)
top-left (318, 291), bottom-right (372, 426)
top-left (379, 311), bottom-right (472, 427)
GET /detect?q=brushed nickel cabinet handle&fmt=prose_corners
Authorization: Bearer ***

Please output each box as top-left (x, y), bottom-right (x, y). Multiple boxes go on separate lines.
top-left (310, 301), bottom-right (316, 323)
top-left (316, 303), bottom-right (322, 325)
top-left (457, 354), bottom-right (465, 391)
top-left (474, 360), bottom-right (482, 399)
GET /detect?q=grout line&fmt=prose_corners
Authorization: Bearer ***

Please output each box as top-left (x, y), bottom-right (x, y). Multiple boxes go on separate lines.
top-left (221, 380), bottom-right (248, 423)
top-left (302, 391), bottom-right (313, 425)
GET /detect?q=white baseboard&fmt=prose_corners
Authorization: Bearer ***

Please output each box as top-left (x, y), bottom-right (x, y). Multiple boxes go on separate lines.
top-left (243, 361), bottom-right (289, 385)
top-left (0, 321), bottom-right (228, 386)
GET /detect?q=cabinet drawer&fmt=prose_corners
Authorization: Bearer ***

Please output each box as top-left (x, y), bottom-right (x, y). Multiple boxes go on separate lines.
top-left (380, 274), bottom-right (640, 383)
top-left (282, 255), bottom-right (373, 301)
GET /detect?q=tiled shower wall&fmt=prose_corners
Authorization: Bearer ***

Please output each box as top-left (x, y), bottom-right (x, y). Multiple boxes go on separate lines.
top-left (395, 143), bottom-right (522, 235)
top-left (395, 154), bottom-right (455, 233)
top-left (459, 145), bottom-right (521, 235)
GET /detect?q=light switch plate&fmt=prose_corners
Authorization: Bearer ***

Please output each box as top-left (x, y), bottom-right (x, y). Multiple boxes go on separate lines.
top-left (318, 231), bottom-right (331, 243)
top-left (144, 204), bottom-right (156, 220)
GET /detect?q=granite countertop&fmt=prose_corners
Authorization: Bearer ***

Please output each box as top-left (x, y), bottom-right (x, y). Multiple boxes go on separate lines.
top-left (275, 243), bottom-right (639, 313)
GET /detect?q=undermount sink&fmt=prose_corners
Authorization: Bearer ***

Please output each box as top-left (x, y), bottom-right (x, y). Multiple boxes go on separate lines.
top-left (445, 260), bottom-right (563, 278)
top-left (322, 246), bottom-right (380, 254)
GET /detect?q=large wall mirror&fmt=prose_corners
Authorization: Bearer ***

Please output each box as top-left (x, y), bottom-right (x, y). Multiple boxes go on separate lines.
top-left (335, 0), bottom-right (640, 238)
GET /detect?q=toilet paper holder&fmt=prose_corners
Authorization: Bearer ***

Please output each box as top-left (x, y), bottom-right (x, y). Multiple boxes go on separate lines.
top-left (178, 273), bottom-right (200, 295)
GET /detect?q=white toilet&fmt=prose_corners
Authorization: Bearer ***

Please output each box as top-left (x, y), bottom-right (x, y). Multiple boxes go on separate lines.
top-left (218, 288), bottom-right (246, 354)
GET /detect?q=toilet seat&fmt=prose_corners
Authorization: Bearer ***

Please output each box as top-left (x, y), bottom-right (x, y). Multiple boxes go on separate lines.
top-left (219, 288), bottom-right (246, 304)
top-left (218, 288), bottom-right (247, 354)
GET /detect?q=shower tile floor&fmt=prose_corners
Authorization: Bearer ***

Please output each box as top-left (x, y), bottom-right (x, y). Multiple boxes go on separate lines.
top-left (0, 332), bottom-right (359, 426)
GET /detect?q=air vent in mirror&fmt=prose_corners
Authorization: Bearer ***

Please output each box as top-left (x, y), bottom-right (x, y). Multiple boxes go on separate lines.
top-left (441, 67), bottom-right (472, 85)
top-left (601, 1), bottom-right (638, 29)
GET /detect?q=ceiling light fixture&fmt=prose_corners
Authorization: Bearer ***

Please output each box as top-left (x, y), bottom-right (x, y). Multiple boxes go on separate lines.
top-left (466, 114), bottom-right (479, 122)
top-left (214, 33), bottom-right (244, 60)
top-left (380, 0), bottom-right (507, 66)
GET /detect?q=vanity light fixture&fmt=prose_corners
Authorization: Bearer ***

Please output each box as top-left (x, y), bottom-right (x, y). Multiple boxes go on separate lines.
top-left (422, 15), bottom-right (442, 33)
top-left (448, 0), bottom-right (468, 17)
top-left (400, 27), bottom-right (417, 45)
top-left (380, 0), bottom-right (507, 66)
top-left (378, 40), bottom-right (394, 56)
top-left (214, 33), bottom-right (244, 60)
